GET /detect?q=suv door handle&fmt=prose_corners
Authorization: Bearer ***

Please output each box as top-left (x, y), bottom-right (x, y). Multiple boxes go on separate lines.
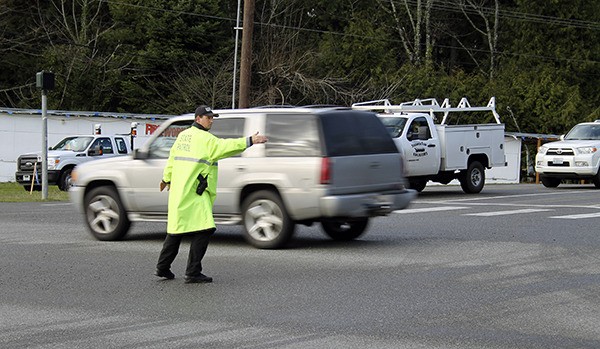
top-left (236, 166), bottom-right (247, 172)
top-left (369, 162), bottom-right (381, 169)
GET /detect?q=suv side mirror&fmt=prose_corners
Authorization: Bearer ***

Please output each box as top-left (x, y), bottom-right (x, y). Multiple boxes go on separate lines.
top-left (133, 148), bottom-right (149, 160)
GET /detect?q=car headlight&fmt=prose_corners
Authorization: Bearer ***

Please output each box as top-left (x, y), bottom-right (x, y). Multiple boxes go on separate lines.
top-left (47, 157), bottom-right (60, 169)
top-left (537, 146), bottom-right (548, 155)
top-left (576, 146), bottom-right (597, 155)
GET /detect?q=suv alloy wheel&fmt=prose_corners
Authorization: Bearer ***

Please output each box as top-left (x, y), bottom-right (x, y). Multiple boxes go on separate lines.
top-left (84, 186), bottom-right (131, 241)
top-left (241, 190), bottom-right (295, 249)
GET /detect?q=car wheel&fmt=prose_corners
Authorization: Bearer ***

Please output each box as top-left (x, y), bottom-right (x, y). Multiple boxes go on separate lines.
top-left (321, 218), bottom-right (369, 241)
top-left (408, 179), bottom-right (427, 192)
top-left (83, 186), bottom-right (131, 241)
top-left (460, 161), bottom-right (485, 194)
top-left (59, 168), bottom-right (73, 191)
top-left (592, 171), bottom-right (600, 189)
top-left (540, 176), bottom-right (561, 188)
top-left (241, 190), bottom-right (295, 249)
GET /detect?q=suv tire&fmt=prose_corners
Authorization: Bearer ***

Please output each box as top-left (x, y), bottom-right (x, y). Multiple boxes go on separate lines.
top-left (321, 218), bottom-right (369, 241)
top-left (541, 176), bottom-right (561, 188)
top-left (84, 186), bottom-right (131, 241)
top-left (592, 171), bottom-right (600, 189)
top-left (241, 190), bottom-right (295, 249)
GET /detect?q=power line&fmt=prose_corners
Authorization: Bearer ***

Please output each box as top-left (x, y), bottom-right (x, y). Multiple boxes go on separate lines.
top-left (419, 0), bottom-right (600, 30)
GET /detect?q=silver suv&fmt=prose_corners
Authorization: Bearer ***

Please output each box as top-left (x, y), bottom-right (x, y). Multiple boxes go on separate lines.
top-left (70, 107), bottom-right (416, 248)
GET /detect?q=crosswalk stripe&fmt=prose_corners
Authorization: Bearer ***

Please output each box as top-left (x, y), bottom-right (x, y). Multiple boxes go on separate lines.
top-left (394, 206), bottom-right (469, 214)
top-left (549, 212), bottom-right (600, 219)
top-left (463, 208), bottom-right (553, 217)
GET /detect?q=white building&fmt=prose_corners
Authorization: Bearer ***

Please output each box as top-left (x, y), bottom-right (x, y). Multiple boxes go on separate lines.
top-left (0, 108), bottom-right (172, 182)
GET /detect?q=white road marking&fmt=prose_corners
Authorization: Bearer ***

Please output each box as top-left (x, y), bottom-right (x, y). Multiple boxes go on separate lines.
top-left (463, 208), bottom-right (553, 217)
top-left (394, 206), bottom-right (469, 214)
top-left (549, 212), bottom-right (600, 219)
top-left (414, 190), bottom-right (586, 203)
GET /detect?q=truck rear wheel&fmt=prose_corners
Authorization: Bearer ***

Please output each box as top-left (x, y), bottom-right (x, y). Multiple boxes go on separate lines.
top-left (541, 176), bottom-right (561, 188)
top-left (241, 190), bottom-right (295, 249)
top-left (460, 161), bottom-right (485, 194)
top-left (408, 179), bottom-right (427, 192)
top-left (83, 186), bottom-right (131, 241)
top-left (321, 218), bottom-right (369, 241)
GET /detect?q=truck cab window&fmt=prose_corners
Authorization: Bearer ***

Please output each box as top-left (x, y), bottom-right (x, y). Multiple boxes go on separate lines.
top-left (91, 138), bottom-right (114, 154)
top-left (408, 117), bottom-right (431, 141)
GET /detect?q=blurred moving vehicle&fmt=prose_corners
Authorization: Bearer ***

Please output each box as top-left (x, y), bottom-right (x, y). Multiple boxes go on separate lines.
top-left (70, 107), bottom-right (416, 249)
top-left (353, 97), bottom-right (506, 194)
top-left (536, 120), bottom-right (600, 188)
top-left (15, 133), bottom-right (132, 191)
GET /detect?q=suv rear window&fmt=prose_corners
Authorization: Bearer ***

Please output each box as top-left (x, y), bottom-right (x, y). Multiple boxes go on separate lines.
top-left (319, 111), bottom-right (398, 156)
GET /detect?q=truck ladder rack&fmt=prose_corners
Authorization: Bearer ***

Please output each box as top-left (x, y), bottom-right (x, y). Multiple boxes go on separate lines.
top-left (352, 97), bottom-right (501, 125)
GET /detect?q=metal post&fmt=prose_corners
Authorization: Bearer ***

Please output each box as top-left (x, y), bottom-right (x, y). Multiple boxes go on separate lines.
top-left (36, 70), bottom-right (54, 199)
top-left (41, 90), bottom-right (48, 200)
top-left (232, 0), bottom-right (242, 109)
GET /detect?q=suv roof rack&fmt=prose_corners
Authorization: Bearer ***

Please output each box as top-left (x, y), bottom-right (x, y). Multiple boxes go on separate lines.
top-left (300, 104), bottom-right (347, 109)
top-left (251, 105), bottom-right (296, 109)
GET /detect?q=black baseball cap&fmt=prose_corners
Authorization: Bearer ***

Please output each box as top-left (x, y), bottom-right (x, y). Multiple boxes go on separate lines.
top-left (194, 105), bottom-right (219, 117)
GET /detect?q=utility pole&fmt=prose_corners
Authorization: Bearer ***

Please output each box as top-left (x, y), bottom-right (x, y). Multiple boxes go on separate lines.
top-left (239, 0), bottom-right (255, 108)
top-left (231, 0), bottom-right (242, 109)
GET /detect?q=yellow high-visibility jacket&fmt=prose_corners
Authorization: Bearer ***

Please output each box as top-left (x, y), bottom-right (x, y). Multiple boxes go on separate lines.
top-left (163, 124), bottom-right (248, 234)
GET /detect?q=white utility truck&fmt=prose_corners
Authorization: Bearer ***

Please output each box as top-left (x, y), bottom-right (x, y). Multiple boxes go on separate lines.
top-left (353, 97), bottom-right (506, 193)
top-left (535, 120), bottom-right (600, 188)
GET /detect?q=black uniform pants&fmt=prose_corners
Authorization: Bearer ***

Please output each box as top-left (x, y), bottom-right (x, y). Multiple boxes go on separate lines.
top-left (156, 228), bottom-right (215, 277)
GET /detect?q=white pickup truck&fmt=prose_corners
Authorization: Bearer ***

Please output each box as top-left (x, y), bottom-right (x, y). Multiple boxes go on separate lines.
top-left (15, 133), bottom-right (133, 191)
top-left (535, 120), bottom-right (600, 188)
top-left (353, 97), bottom-right (506, 193)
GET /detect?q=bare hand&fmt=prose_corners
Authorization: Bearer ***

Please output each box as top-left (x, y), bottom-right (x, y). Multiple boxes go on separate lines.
top-left (160, 181), bottom-right (169, 191)
top-left (251, 132), bottom-right (268, 144)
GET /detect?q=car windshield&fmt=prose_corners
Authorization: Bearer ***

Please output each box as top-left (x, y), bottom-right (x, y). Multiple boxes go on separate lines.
top-left (564, 124), bottom-right (600, 140)
top-left (147, 120), bottom-right (192, 158)
top-left (379, 116), bottom-right (408, 138)
top-left (52, 136), bottom-right (93, 151)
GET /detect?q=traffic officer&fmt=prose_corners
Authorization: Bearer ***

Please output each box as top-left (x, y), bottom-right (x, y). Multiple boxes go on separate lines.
top-left (156, 105), bottom-right (268, 283)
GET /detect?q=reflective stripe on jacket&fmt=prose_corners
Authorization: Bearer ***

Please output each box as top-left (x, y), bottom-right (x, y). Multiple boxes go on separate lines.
top-left (163, 126), bottom-right (247, 234)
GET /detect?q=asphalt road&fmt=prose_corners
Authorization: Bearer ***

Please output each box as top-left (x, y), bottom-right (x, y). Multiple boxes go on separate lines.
top-left (1, 183), bottom-right (599, 348)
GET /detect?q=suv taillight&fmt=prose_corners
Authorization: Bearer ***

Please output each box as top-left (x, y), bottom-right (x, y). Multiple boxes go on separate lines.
top-left (320, 157), bottom-right (331, 184)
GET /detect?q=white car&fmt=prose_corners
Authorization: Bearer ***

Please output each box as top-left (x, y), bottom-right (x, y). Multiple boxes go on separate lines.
top-left (535, 121), bottom-right (600, 188)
